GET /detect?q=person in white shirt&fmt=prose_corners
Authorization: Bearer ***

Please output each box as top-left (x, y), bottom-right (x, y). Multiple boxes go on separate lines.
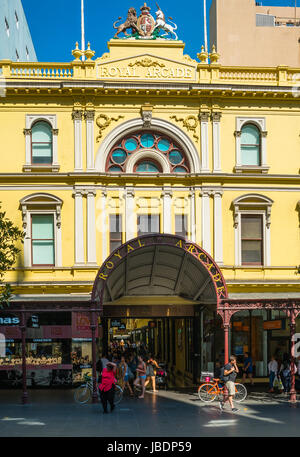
top-left (268, 356), bottom-right (278, 393)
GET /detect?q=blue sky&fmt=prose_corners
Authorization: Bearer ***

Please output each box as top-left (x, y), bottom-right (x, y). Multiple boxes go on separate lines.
top-left (22, 0), bottom-right (298, 62)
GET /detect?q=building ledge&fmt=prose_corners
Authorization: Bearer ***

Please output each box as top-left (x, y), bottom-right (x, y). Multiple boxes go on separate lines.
top-left (23, 164), bottom-right (60, 173)
top-left (234, 165), bottom-right (270, 174)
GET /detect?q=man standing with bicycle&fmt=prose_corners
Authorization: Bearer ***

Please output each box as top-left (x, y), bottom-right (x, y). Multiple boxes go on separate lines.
top-left (220, 355), bottom-right (239, 412)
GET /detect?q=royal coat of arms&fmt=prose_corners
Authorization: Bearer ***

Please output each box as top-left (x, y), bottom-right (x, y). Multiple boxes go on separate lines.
top-left (137, 3), bottom-right (155, 37)
top-left (113, 2), bottom-right (178, 40)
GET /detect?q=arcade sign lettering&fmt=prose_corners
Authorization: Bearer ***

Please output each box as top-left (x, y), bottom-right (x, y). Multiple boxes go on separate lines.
top-left (97, 64), bottom-right (195, 80)
top-left (94, 235), bottom-right (227, 301)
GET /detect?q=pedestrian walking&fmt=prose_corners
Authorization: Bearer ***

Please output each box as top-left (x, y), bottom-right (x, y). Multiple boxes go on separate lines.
top-left (268, 355), bottom-right (278, 392)
top-left (145, 355), bottom-right (159, 392)
top-left (219, 355), bottom-right (239, 412)
top-left (119, 356), bottom-right (134, 396)
top-left (98, 362), bottom-right (117, 413)
top-left (279, 357), bottom-right (297, 395)
top-left (242, 352), bottom-right (254, 386)
top-left (134, 355), bottom-right (147, 399)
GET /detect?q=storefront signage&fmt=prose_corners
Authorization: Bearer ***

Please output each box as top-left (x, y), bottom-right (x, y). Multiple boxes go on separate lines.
top-left (263, 320), bottom-right (285, 330)
top-left (0, 317), bottom-right (19, 325)
top-left (33, 339), bottom-right (52, 342)
top-left (27, 315), bottom-right (39, 328)
top-left (93, 234), bottom-right (228, 305)
top-left (111, 319), bottom-right (122, 328)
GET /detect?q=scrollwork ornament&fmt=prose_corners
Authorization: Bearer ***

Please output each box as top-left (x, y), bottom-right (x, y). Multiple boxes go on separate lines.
top-left (170, 115), bottom-right (199, 142)
top-left (96, 114), bottom-right (124, 142)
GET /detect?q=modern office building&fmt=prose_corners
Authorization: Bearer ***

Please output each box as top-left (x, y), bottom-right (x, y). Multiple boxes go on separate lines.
top-left (0, 3), bottom-right (299, 402)
top-left (210, 0), bottom-right (300, 67)
top-left (0, 0), bottom-right (37, 61)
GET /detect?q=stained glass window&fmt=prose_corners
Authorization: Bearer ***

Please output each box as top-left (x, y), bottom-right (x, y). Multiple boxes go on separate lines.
top-left (106, 131), bottom-right (190, 174)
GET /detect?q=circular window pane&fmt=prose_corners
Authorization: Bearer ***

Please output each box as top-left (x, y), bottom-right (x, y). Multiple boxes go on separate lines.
top-left (157, 138), bottom-right (170, 152)
top-left (112, 149), bottom-right (127, 164)
top-left (141, 134), bottom-right (155, 148)
top-left (169, 150), bottom-right (183, 165)
top-left (173, 166), bottom-right (186, 173)
top-left (136, 161), bottom-right (159, 172)
top-left (109, 166), bottom-right (122, 172)
top-left (124, 138), bottom-right (138, 151)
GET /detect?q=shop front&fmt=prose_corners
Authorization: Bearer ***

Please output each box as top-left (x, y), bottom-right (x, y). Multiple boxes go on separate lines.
top-left (0, 311), bottom-right (99, 388)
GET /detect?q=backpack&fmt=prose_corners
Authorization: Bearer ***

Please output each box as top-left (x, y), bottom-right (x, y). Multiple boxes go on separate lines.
top-left (219, 366), bottom-right (230, 382)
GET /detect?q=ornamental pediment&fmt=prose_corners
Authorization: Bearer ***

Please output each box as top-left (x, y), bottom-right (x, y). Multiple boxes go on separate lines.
top-left (96, 53), bottom-right (197, 82)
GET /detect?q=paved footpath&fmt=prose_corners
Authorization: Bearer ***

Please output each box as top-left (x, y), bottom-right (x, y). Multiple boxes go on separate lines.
top-left (0, 389), bottom-right (299, 437)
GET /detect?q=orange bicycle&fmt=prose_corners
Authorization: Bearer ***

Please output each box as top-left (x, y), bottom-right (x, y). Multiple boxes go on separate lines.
top-left (198, 378), bottom-right (247, 403)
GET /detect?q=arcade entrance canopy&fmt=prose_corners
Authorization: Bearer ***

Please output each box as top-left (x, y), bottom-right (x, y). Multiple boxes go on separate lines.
top-left (91, 234), bottom-right (228, 317)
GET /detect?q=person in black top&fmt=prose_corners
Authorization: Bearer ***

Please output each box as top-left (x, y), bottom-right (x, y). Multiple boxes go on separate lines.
top-left (219, 355), bottom-right (239, 412)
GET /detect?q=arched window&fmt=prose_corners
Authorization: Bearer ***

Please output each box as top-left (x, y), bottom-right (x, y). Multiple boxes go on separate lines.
top-left (106, 131), bottom-right (190, 174)
top-left (31, 121), bottom-right (53, 164)
top-left (135, 161), bottom-right (162, 173)
top-left (241, 124), bottom-right (261, 166)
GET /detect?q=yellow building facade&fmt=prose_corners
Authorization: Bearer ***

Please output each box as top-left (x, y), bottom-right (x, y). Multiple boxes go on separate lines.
top-left (0, 35), bottom-right (300, 391)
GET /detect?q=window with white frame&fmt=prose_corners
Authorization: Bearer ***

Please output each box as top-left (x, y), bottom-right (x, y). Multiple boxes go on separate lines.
top-left (235, 117), bottom-right (269, 173)
top-left (20, 193), bottom-right (63, 267)
top-left (31, 121), bottom-right (53, 164)
top-left (31, 214), bottom-right (55, 266)
top-left (137, 214), bottom-right (160, 236)
top-left (233, 194), bottom-right (273, 266)
top-left (175, 214), bottom-right (188, 239)
top-left (23, 115), bottom-right (59, 172)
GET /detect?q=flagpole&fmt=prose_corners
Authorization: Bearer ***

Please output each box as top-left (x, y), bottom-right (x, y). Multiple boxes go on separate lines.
top-left (81, 0), bottom-right (85, 61)
top-left (203, 0), bottom-right (208, 62)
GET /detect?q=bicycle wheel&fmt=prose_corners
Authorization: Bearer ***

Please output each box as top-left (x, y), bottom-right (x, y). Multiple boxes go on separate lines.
top-left (114, 385), bottom-right (123, 405)
top-left (198, 383), bottom-right (218, 402)
top-left (74, 384), bottom-right (91, 404)
top-left (234, 383), bottom-right (247, 402)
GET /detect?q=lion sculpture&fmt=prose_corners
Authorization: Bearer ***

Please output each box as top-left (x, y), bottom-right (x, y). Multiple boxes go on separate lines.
top-left (113, 7), bottom-right (140, 38)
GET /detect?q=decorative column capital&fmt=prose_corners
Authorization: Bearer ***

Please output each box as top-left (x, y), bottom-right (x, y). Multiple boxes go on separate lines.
top-left (161, 188), bottom-right (173, 198)
top-left (199, 112), bottom-right (210, 122)
top-left (72, 110), bottom-right (84, 120)
top-left (261, 131), bottom-right (268, 138)
top-left (234, 130), bottom-right (242, 138)
top-left (72, 189), bottom-right (85, 198)
top-left (125, 188), bottom-right (135, 198)
top-left (86, 188), bottom-right (97, 197)
top-left (23, 128), bottom-right (32, 135)
top-left (52, 129), bottom-right (59, 135)
top-left (211, 112), bottom-right (222, 122)
top-left (213, 190), bottom-right (224, 198)
top-left (84, 110), bottom-right (96, 121)
top-left (202, 190), bottom-right (212, 198)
